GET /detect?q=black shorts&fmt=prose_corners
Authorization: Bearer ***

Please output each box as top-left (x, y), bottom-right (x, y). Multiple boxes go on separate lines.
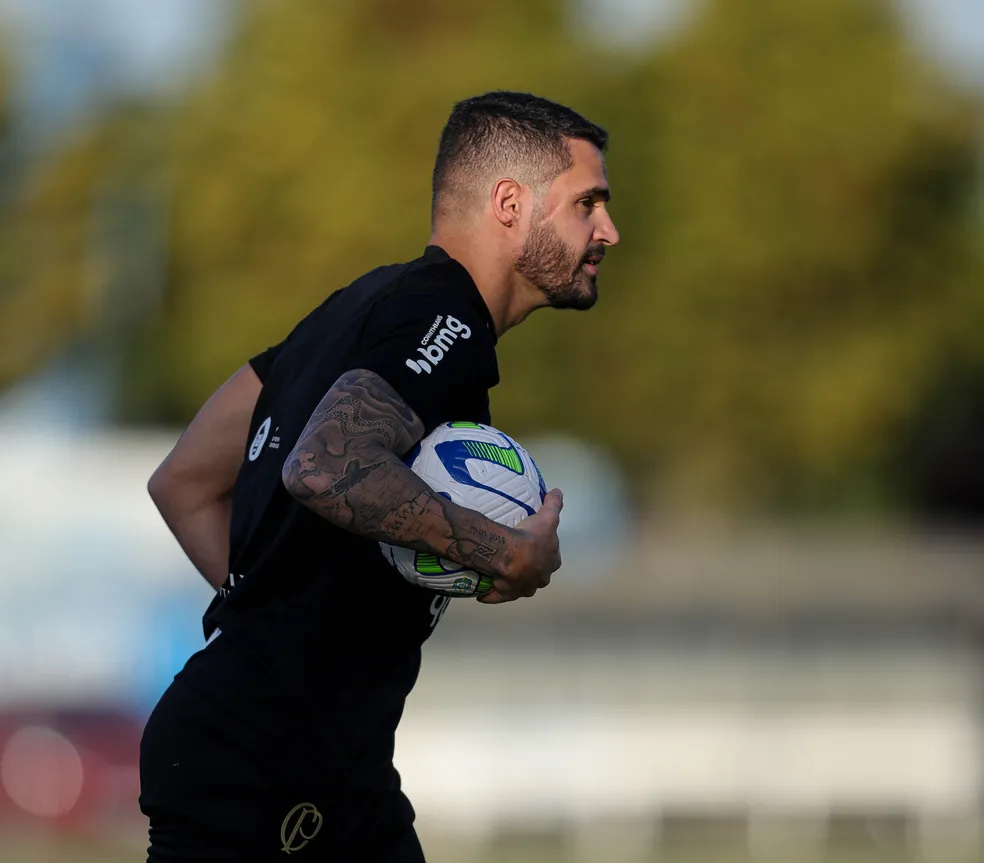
top-left (139, 677), bottom-right (423, 862)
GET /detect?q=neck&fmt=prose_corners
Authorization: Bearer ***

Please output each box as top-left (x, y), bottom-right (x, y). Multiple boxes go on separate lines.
top-left (429, 228), bottom-right (545, 338)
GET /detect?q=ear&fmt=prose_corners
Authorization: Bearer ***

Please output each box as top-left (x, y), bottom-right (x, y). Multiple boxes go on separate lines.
top-left (490, 178), bottom-right (525, 228)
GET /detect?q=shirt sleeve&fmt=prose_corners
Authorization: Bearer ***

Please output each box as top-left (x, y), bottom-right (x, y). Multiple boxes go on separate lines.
top-left (248, 342), bottom-right (283, 383)
top-left (352, 289), bottom-right (495, 433)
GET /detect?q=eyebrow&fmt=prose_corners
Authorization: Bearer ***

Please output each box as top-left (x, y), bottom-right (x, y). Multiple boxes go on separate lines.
top-left (575, 185), bottom-right (611, 203)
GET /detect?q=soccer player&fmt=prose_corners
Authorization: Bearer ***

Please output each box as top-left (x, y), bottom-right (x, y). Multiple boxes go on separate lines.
top-left (139, 91), bottom-right (619, 861)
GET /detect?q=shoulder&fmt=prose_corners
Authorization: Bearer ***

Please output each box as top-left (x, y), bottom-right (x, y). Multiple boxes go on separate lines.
top-left (364, 258), bottom-right (493, 349)
top-left (380, 253), bottom-right (475, 307)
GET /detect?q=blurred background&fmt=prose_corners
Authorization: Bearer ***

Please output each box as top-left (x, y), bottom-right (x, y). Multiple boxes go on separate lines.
top-left (0, 0), bottom-right (983, 860)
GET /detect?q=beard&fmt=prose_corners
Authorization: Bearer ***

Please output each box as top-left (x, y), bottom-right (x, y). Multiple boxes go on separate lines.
top-left (514, 219), bottom-right (602, 311)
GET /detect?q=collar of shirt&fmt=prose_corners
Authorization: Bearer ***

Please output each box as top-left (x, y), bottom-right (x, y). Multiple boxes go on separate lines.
top-left (423, 244), bottom-right (498, 345)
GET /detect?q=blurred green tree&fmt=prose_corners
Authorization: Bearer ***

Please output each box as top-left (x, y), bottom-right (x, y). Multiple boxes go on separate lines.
top-left (5, 0), bottom-right (983, 516)
top-left (116, 0), bottom-right (598, 422)
top-left (0, 55), bottom-right (7, 140)
top-left (0, 125), bottom-right (105, 387)
top-left (0, 106), bottom-right (165, 391)
top-left (496, 0), bottom-right (984, 513)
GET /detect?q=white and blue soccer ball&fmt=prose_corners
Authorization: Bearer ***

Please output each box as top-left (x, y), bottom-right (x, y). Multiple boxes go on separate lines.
top-left (380, 422), bottom-right (547, 597)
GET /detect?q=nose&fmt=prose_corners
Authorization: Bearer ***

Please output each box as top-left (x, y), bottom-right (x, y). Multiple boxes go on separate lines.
top-left (595, 207), bottom-right (619, 247)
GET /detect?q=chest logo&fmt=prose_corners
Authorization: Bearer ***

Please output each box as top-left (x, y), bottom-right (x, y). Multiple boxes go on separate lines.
top-left (248, 417), bottom-right (272, 462)
top-left (405, 315), bottom-right (472, 375)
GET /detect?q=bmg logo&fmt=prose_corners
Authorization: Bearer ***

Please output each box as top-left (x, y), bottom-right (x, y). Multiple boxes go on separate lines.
top-left (405, 315), bottom-right (472, 375)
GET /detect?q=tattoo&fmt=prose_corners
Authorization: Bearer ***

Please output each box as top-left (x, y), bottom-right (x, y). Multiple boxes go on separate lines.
top-left (470, 544), bottom-right (498, 562)
top-left (468, 526), bottom-right (507, 545)
top-left (281, 369), bottom-right (516, 576)
top-left (311, 459), bottom-right (386, 500)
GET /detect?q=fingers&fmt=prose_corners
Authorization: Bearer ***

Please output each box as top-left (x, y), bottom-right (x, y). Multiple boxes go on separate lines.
top-left (477, 589), bottom-right (516, 605)
top-left (477, 578), bottom-right (541, 604)
top-left (476, 488), bottom-right (564, 607)
top-left (477, 573), bottom-right (551, 604)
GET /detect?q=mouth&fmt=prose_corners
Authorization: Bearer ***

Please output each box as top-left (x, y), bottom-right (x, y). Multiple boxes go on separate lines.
top-left (581, 253), bottom-right (604, 276)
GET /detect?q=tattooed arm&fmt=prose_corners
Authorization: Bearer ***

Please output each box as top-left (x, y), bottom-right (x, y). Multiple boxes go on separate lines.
top-left (281, 369), bottom-right (563, 602)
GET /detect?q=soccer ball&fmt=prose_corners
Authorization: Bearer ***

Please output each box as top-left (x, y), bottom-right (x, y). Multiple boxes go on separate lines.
top-left (379, 422), bottom-right (547, 596)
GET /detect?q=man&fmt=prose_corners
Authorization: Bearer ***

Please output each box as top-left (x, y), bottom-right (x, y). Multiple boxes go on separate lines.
top-left (139, 90), bottom-right (619, 861)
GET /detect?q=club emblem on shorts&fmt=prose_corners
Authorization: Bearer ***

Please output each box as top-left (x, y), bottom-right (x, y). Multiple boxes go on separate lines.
top-left (280, 802), bottom-right (323, 854)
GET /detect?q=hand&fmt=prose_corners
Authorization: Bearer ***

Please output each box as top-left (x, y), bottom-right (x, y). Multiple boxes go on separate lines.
top-left (477, 489), bottom-right (563, 604)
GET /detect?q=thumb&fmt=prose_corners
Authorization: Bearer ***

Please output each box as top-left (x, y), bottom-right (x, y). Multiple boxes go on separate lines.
top-left (541, 488), bottom-right (564, 513)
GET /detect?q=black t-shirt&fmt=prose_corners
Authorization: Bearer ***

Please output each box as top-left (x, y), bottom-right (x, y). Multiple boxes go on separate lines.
top-left (173, 245), bottom-right (498, 798)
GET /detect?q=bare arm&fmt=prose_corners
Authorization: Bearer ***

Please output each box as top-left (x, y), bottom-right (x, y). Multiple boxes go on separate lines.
top-left (148, 364), bottom-right (261, 590)
top-left (281, 369), bottom-right (561, 601)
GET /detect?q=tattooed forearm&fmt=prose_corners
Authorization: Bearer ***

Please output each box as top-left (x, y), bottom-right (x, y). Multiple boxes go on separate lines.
top-left (308, 459), bottom-right (386, 499)
top-left (470, 543), bottom-right (499, 562)
top-left (360, 480), bottom-right (519, 575)
top-left (281, 369), bottom-right (524, 577)
top-left (468, 526), bottom-right (507, 546)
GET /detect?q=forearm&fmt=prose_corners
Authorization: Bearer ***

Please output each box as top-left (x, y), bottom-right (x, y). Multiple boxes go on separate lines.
top-left (281, 368), bottom-right (527, 577)
top-left (152, 492), bottom-right (232, 591)
top-left (145, 364), bottom-right (262, 592)
top-left (283, 442), bottom-right (520, 576)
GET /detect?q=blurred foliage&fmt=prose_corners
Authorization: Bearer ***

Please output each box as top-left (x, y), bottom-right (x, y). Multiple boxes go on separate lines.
top-left (117, 0), bottom-right (595, 422)
top-left (2, 0), bottom-right (983, 514)
top-left (0, 122), bottom-right (110, 386)
top-left (499, 0), bottom-right (984, 513)
top-left (0, 106), bottom-right (168, 390)
top-left (0, 55), bottom-right (7, 139)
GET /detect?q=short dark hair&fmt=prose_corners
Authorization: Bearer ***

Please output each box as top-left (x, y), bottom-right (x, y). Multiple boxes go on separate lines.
top-left (432, 91), bottom-right (608, 222)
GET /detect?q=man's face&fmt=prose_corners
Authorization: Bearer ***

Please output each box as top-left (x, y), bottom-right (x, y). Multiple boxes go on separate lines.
top-left (514, 138), bottom-right (619, 310)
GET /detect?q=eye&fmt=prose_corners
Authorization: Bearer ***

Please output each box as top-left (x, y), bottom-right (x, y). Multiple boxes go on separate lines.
top-left (578, 198), bottom-right (594, 211)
